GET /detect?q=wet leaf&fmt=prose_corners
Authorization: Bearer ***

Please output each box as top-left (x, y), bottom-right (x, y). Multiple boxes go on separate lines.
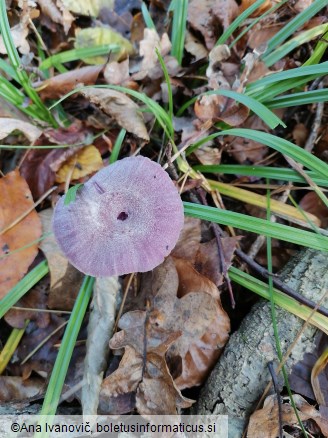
top-left (55, 145), bottom-right (103, 183)
top-left (0, 118), bottom-right (42, 143)
top-left (81, 88), bottom-right (150, 140)
top-left (0, 170), bottom-right (42, 300)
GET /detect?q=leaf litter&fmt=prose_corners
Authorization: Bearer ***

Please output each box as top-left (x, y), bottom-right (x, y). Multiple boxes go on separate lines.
top-left (1, 0), bottom-right (328, 433)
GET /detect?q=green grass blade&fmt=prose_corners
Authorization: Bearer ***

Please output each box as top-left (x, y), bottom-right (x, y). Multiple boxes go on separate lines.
top-left (263, 23), bottom-right (328, 67)
top-left (267, 88), bottom-right (328, 109)
top-left (246, 62), bottom-right (328, 97)
top-left (229, 267), bottom-right (328, 334)
top-left (170, 0), bottom-right (188, 65)
top-left (303, 25), bottom-right (328, 66)
top-left (39, 44), bottom-right (120, 69)
top-left (64, 183), bottom-right (84, 205)
top-left (176, 89), bottom-right (285, 129)
top-left (216, 0), bottom-right (268, 45)
top-left (39, 276), bottom-right (94, 416)
top-left (156, 48), bottom-right (174, 121)
top-left (141, 1), bottom-right (156, 29)
top-left (0, 261), bottom-right (49, 319)
top-left (0, 320), bottom-right (29, 374)
top-left (208, 129), bottom-right (328, 178)
top-left (193, 164), bottom-right (328, 187)
top-left (183, 202), bottom-right (328, 251)
top-left (0, 0), bottom-right (56, 125)
top-left (262, 0), bottom-right (328, 57)
top-left (110, 128), bottom-right (126, 164)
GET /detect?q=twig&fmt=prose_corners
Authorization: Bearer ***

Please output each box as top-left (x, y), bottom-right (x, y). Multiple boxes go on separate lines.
top-left (235, 248), bottom-right (328, 318)
top-left (304, 83), bottom-right (324, 153)
top-left (268, 361), bottom-right (283, 438)
top-left (197, 188), bottom-right (236, 308)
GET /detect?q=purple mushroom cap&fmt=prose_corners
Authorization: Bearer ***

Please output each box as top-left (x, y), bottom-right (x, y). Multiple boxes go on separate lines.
top-left (52, 156), bottom-right (184, 277)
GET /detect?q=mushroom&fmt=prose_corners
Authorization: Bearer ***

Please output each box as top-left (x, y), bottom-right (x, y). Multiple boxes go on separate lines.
top-left (52, 156), bottom-right (184, 277)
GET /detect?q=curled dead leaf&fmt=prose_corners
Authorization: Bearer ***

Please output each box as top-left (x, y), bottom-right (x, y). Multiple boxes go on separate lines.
top-left (0, 118), bottom-right (42, 143)
top-left (81, 88), bottom-right (150, 140)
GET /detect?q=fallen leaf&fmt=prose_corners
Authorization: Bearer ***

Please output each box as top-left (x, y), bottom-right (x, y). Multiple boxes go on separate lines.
top-left (37, 0), bottom-right (74, 34)
top-left (82, 276), bottom-right (120, 415)
top-left (55, 145), bottom-right (103, 183)
top-left (299, 192), bottom-right (328, 229)
top-left (248, 394), bottom-right (328, 437)
top-left (132, 29), bottom-right (176, 81)
top-left (185, 30), bottom-right (208, 60)
top-left (0, 24), bottom-right (30, 55)
top-left (0, 170), bottom-right (42, 300)
top-left (75, 27), bottom-right (134, 64)
top-left (171, 217), bottom-right (202, 263)
top-left (227, 115), bottom-right (269, 163)
top-left (39, 209), bottom-right (84, 310)
top-left (81, 88), bottom-right (150, 140)
top-left (20, 149), bottom-right (60, 199)
top-left (240, 0), bottom-right (272, 16)
top-left (188, 0), bottom-right (238, 50)
top-left (104, 59), bottom-right (130, 85)
top-left (0, 376), bottom-right (44, 402)
top-left (4, 281), bottom-right (49, 329)
top-left (35, 65), bottom-right (103, 100)
top-left (0, 118), bottom-right (42, 143)
top-left (61, 0), bottom-right (113, 17)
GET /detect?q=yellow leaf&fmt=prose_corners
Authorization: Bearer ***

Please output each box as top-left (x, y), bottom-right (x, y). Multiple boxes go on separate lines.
top-left (75, 27), bottom-right (134, 63)
top-left (55, 145), bottom-right (103, 183)
top-left (61, 0), bottom-right (113, 17)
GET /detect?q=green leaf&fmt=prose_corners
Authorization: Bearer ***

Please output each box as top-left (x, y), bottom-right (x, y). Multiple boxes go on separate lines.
top-left (64, 184), bottom-right (84, 205)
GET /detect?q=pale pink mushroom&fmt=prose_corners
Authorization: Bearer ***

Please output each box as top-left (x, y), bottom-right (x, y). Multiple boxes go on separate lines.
top-left (52, 156), bottom-right (184, 277)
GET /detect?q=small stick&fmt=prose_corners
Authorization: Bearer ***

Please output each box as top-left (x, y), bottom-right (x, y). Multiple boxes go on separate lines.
top-left (197, 188), bottom-right (236, 308)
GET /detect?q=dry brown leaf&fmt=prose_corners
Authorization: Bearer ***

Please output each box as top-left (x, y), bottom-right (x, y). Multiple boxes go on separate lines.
top-left (37, 0), bottom-right (74, 33)
top-left (104, 59), bottom-right (130, 85)
top-left (240, 0), bottom-right (272, 16)
top-left (248, 24), bottom-right (283, 50)
top-left (0, 170), bottom-right (42, 300)
top-left (299, 192), bottom-right (328, 229)
top-left (0, 376), bottom-right (44, 402)
top-left (5, 285), bottom-right (49, 329)
top-left (132, 29), bottom-right (177, 81)
top-left (81, 88), bottom-right (150, 141)
top-left (227, 115), bottom-right (269, 163)
top-left (248, 394), bottom-right (328, 437)
top-left (55, 145), bottom-right (103, 183)
top-left (0, 24), bottom-right (29, 55)
top-left (171, 217), bottom-right (202, 263)
top-left (0, 118), bottom-right (42, 143)
top-left (39, 209), bottom-right (84, 310)
top-left (185, 30), bottom-right (208, 60)
top-left (188, 0), bottom-right (238, 50)
top-left (36, 65), bottom-right (103, 100)
top-left (195, 94), bottom-right (249, 127)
